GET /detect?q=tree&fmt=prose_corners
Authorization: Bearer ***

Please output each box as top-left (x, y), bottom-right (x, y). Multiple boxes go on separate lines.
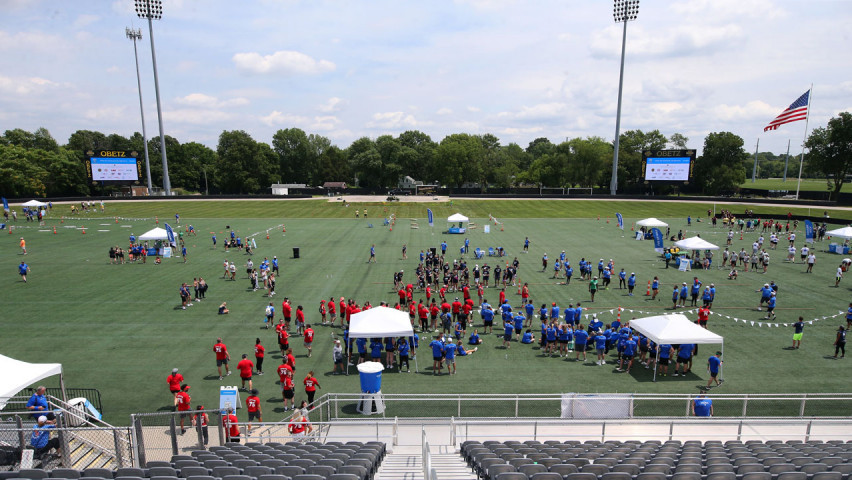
top-left (805, 111), bottom-right (852, 200)
top-left (316, 145), bottom-right (350, 184)
top-left (694, 132), bottom-right (748, 195)
top-left (398, 130), bottom-right (436, 181)
top-left (215, 130), bottom-right (277, 194)
top-left (617, 129), bottom-right (667, 189)
top-left (435, 134), bottom-right (484, 187)
top-left (272, 128), bottom-right (311, 184)
top-left (566, 137), bottom-right (611, 188)
top-left (0, 144), bottom-right (49, 197)
top-left (348, 137), bottom-right (382, 189)
top-left (668, 133), bottom-right (689, 149)
top-left (66, 130), bottom-right (109, 153)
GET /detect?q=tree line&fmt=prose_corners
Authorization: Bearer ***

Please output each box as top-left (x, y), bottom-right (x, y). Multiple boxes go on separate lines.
top-left (1, 113), bottom-right (848, 199)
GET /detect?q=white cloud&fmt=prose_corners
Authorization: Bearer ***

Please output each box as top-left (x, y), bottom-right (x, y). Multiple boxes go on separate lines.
top-left (713, 100), bottom-right (776, 122)
top-left (310, 116), bottom-right (341, 131)
top-left (73, 14), bottom-right (99, 28)
top-left (671, 0), bottom-right (786, 21)
top-left (497, 102), bottom-right (568, 121)
top-left (175, 93), bottom-right (249, 109)
top-left (436, 107), bottom-right (453, 115)
top-left (0, 74), bottom-right (57, 95)
top-left (261, 111), bottom-right (308, 127)
top-left (466, 106), bottom-right (481, 113)
top-left (590, 24), bottom-right (743, 59)
top-left (84, 106), bottom-right (127, 121)
top-left (165, 109), bottom-right (232, 125)
top-left (319, 97), bottom-right (343, 113)
top-left (366, 111), bottom-right (424, 129)
top-left (260, 111), bottom-right (342, 131)
top-left (232, 50), bottom-right (336, 75)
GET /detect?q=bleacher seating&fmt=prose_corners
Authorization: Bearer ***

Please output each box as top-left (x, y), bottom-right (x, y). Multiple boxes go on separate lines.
top-left (462, 440), bottom-right (852, 480)
top-left (0, 442), bottom-right (385, 480)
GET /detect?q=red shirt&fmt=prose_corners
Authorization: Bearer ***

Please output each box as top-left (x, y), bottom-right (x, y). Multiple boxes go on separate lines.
top-left (286, 353), bottom-right (296, 370)
top-left (439, 287), bottom-right (447, 298)
top-left (329, 301), bottom-right (336, 314)
top-left (441, 302), bottom-right (451, 313)
top-left (521, 286), bottom-right (530, 299)
top-left (304, 328), bottom-right (314, 343)
top-left (499, 291), bottom-right (506, 305)
top-left (319, 302), bottom-right (326, 315)
top-left (698, 308), bottom-right (710, 322)
top-left (462, 304), bottom-right (472, 315)
top-left (409, 303), bottom-right (416, 316)
top-left (430, 304), bottom-right (440, 317)
top-left (426, 286), bottom-right (432, 300)
top-left (237, 359), bottom-right (254, 378)
top-left (304, 376), bottom-right (319, 392)
top-left (419, 305), bottom-right (429, 319)
top-left (478, 285), bottom-right (484, 297)
top-left (398, 289), bottom-right (406, 300)
top-left (463, 286), bottom-right (470, 300)
top-left (167, 373), bottom-right (183, 392)
top-left (277, 364), bottom-right (292, 382)
top-left (224, 413), bottom-right (239, 437)
top-left (246, 395), bottom-right (260, 413)
top-left (255, 344), bottom-right (265, 358)
top-left (213, 342), bottom-right (228, 361)
top-left (175, 391), bottom-right (191, 411)
top-left (281, 302), bottom-right (292, 318)
top-left (339, 299), bottom-right (346, 316)
top-left (282, 376), bottom-right (294, 390)
top-left (452, 301), bottom-right (462, 313)
top-left (277, 328), bottom-right (289, 344)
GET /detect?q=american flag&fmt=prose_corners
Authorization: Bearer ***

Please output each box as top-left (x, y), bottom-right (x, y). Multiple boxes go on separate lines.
top-left (764, 90), bottom-right (810, 132)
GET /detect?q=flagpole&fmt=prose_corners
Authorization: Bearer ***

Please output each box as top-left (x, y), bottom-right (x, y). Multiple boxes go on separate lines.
top-left (782, 139), bottom-right (791, 182)
top-left (751, 139), bottom-right (759, 183)
top-left (795, 84), bottom-right (813, 200)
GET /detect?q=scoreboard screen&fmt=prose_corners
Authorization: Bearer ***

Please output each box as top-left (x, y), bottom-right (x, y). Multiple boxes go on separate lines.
top-left (85, 150), bottom-right (142, 184)
top-left (642, 150), bottom-right (695, 182)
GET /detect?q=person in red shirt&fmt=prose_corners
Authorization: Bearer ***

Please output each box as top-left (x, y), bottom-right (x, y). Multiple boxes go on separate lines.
top-left (303, 370), bottom-right (321, 408)
top-left (408, 302), bottom-right (416, 325)
top-left (223, 408), bottom-right (241, 443)
top-left (286, 348), bottom-right (296, 374)
top-left (418, 302), bottom-right (429, 332)
top-left (439, 286), bottom-right (447, 301)
top-left (462, 284), bottom-right (471, 302)
top-left (521, 283), bottom-right (530, 302)
top-left (166, 368), bottom-right (183, 397)
top-left (499, 288), bottom-right (506, 306)
top-left (303, 324), bottom-right (314, 358)
top-left (295, 305), bottom-right (305, 336)
top-left (697, 306), bottom-right (710, 329)
top-left (192, 405), bottom-right (209, 445)
top-left (339, 297), bottom-right (346, 323)
top-left (462, 302), bottom-right (473, 327)
top-left (430, 300), bottom-right (440, 331)
top-left (236, 354), bottom-right (254, 391)
top-left (245, 388), bottom-right (262, 434)
top-left (281, 298), bottom-right (292, 331)
top-left (451, 298), bottom-right (462, 323)
top-left (287, 410), bottom-right (312, 437)
top-left (328, 296), bottom-right (337, 326)
top-left (276, 319), bottom-right (289, 356)
top-left (398, 288), bottom-right (407, 306)
top-left (347, 302), bottom-right (360, 324)
top-left (477, 284), bottom-right (484, 305)
top-left (213, 338), bottom-right (231, 380)
top-left (277, 362), bottom-right (294, 408)
top-left (174, 384), bottom-right (191, 434)
top-left (425, 285), bottom-right (432, 302)
top-left (254, 338), bottom-right (265, 375)
top-left (318, 300), bottom-right (327, 325)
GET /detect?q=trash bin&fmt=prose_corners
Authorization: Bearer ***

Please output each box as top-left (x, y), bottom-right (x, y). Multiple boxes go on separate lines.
top-left (829, 243), bottom-right (838, 253)
top-left (293, 247), bottom-right (300, 259)
top-left (357, 362), bottom-right (383, 393)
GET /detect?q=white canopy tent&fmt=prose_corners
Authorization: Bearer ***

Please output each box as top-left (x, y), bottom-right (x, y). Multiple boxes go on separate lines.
top-left (21, 200), bottom-right (48, 208)
top-left (629, 314), bottom-right (724, 382)
top-left (138, 227), bottom-right (169, 241)
top-left (348, 306), bottom-right (418, 373)
top-left (826, 226), bottom-right (852, 240)
top-left (0, 354), bottom-right (66, 410)
top-left (674, 236), bottom-right (720, 251)
top-left (636, 218), bottom-right (668, 228)
top-left (447, 213), bottom-right (469, 223)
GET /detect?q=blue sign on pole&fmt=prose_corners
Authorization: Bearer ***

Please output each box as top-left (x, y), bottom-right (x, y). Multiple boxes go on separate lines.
top-left (804, 220), bottom-right (814, 243)
top-left (427, 208), bottom-right (434, 227)
top-left (651, 228), bottom-right (664, 253)
top-left (616, 213), bottom-right (624, 230)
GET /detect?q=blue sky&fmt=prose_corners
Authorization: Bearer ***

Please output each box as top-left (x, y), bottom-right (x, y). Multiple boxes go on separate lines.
top-left (1, 0), bottom-right (850, 155)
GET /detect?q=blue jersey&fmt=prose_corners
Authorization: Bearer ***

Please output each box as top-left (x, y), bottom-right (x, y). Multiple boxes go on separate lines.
top-left (398, 342), bottom-right (410, 356)
top-left (550, 306), bottom-right (559, 319)
top-left (628, 275), bottom-right (636, 287)
top-left (594, 334), bottom-right (607, 349)
top-left (691, 281), bottom-right (701, 294)
top-left (430, 340), bottom-right (444, 357)
top-left (693, 398), bottom-right (712, 417)
top-left (558, 329), bottom-right (571, 342)
top-left (708, 356), bottom-right (721, 373)
top-left (356, 338), bottom-right (367, 353)
top-left (525, 303), bottom-right (534, 316)
top-left (566, 267), bottom-right (573, 278)
top-left (513, 314), bottom-right (525, 330)
top-left (385, 338), bottom-right (395, 350)
top-left (504, 323), bottom-right (514, 336)
top-left (678, 344), bottom-right (694, 359)
top-left (370, 341), bottom-right (383, 358)
top-left (611, 320), bottom-right (621, 331)
top-left (18, 263), bottom-right (28, 274)
top-left (469, 333), bottom-right (480, 344)
top-left (539, 307), bottom-right (548, 320)
top-left (574, 330), bottom-right (589, 345)
top-left (710, 287), bottom-right (716, 299)
top-left (481, 308), bottom-right (494, 322)
top-left (767, 297), bottom-right (776, 308)
top-left (603, 270), bottom-right (611, 280)
top-left (546, 327), bottom-right (557, 341)
top-left (521, 332), bottom-right (533, 344)
top-left (619, 271), bottom-right (626, 280)
top-left (672, 289), bottom-right (680, 301)
top-left (652, 279), bottom-right (659, 289)
top-left (501, 303), bottom-right (512, 315)
top-left (623, 340), bottom-right (637, 356)
top-left (761, 287), bottom-right (772, 298)
top-left (443, 343), bottom-right (456, 359)
top-left (680, 286), bottom-right (689, 298)
top-left (573, 307), bottom-right (582, 323)
top-left (659, 344), bottom-right (672, 359)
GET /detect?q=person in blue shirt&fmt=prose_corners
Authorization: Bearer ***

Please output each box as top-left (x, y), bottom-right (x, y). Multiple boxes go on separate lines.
top-left (627, 273), bottom-right (636, 296)
top-left (441, 312), bottom-right (452, 335)
top-left (674, 343), bottom-right (694, 376)
top-left (588, 315), bottom-right (603, 333)
top-left (430, 334), bottom-right (446, 375)
top-left (30, 416), bottom-right (60, 458)
top-left (757, 283), bottom-right (773, 310)
top-left (690, 277), bottom-right (702, 306)
top-left (524, 300), bottom-right (534, 328)
top-left (443, 339), bottom-right (457, 374)
top-left (709, 283), bottom-right (716, 308)
top-left (539, 304), bottom-right (548, 323)
top-left (552, 259), bottom-right (561, 279)
top-left (464, 237), bottom-right (470, 253)
top-left (356, 337), bottom-right (368, 364)
top-left (692, 390), bottom-right (713, 417)
top-left (618, 269), bottom-right (627, 289)
top-left (651, 276), bottom-right (660, 301)
top-left (441, 241), bottom-right (447, 255)
top-left (468, 330), bottom-right (482, 345)
top-left (454, 321), bottom-right (465, 341)
top-left (573, 327), bottom-right (589, 361)
top-left (671, 286), bottom-right (680, 309)
top-left (456, 340), bottom-right (477, 356)
top-left (369, 339), bottom-right (383, 363)
top-left (18, 261), bottom-right (30, 283)
top-left (602, 268), bottom-right (611, 289)
top-left (545, 322), bottom-right (557, 355)
top-left (679, 282), bottom-right (689, 307)
top-left (397, 338), bottom-right (411, 372)
top-left (513, 313), bottom-right (525, 341)
top-left (182, 245), bottom-right (188, 263)
top-left (272, 256), bottom-right (279, 275)
top-left (702, 287), bottom-right (712, 307)
top-left (706, 351), bottom-right (723, 387)
top-left (573, 303), bottom-right (583, 325)
top-left (617, 335), bottom-right (637, 372)
top-left (594, 332), bottom-right (608, 365)
top-left (480, 305), bottom-right (494, 334)
top-left (521, 329), bottom-right (534, 344)
top-left (597, 259), bottom-right (605, 276)
top-left (565, 264), bottom-right (573, 285)
top-left (502, 319), bottom-right (515, 349)
top-left (558, 325), bottom-right (572, 357)
top-left (765, 292), bottom-right (777, 319)
top-left (657, 344), bottom-right (673, 376)
top-left (550, 303), bottom-right (560, 322)
top-left (523, 237), bottom-right (530, 252)
top-left (26, 387), bottom-right (53, 421)
top-left (368, 244), bottom-right (376, 263)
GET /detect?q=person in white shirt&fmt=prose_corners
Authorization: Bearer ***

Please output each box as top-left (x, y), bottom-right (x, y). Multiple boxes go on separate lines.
top-left (789, 232), bottom-right (796, 246)
top-left (800, 246), bottom-right (810, 263)
top-left (787, 245), bottom-right (796, 262)
top-left (806, 254), bottom-right (816, 273)
top-left (836, 266), bottom-right (844, 288)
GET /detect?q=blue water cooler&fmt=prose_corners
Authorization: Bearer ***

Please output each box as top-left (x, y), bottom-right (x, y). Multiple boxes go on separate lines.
top-left (356, 362), bottom-right (385, 415)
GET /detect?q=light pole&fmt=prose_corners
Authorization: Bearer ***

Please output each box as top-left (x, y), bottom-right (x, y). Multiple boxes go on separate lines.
top-left (126, 27), bottom-right (153, 194)
top-left (609, 0), bottom-right (639, 196)
top-left (135, 0), bottom-right (171, 196)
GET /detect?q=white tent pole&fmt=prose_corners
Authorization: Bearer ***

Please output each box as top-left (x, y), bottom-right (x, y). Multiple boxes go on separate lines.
top-left (653, 349), bottom-right (660, 382)
top-left (720, 341), bottom-right (724, 382)
top-left (59, 369), bottom-right (67, 403)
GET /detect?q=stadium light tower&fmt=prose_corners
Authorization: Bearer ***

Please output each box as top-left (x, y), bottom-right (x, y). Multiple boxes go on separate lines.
top-left (609, 0), bottom-right (639, 196)
top-left (135, 0), bottom-right (171, 196)
top-left (126, 27), bottom-right (153, 193)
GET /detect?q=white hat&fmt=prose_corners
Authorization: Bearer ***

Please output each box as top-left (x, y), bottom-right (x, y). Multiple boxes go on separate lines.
top-left (38, 416), bottom-right (47, 423)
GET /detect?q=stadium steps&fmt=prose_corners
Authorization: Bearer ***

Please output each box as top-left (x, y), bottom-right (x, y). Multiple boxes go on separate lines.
top-left (375, 446), bottom-right (476, 480)
top-left (67, 437), bottom-right (115, 470)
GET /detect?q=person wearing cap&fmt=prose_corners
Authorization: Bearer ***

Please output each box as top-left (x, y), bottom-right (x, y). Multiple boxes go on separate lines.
top-left (764, 291), bottom-right (777, 319)
top-left (191, 405), bottom-right (209, 445)
top-left (245, 388), bottom-right (262, 435)
top-left (167, 368), bottom-right (184, 397)
top-left (678, 282), bottom-right (688, 308)
top-left (627, 272), bottom-right (637, 296)
top-left (706, 351), bottom-right (723, 387)
top-left (30, 415), bottom-right (60, 458)
top-left (332, 339), bottom-right (345, 374)
top-left (692, 390), bottom-right (713, 417)
top-left (588, 276), bottom-right (598, 302)
top-left (237, 354), bottom-right (254, 391)
top-left (541, 253), bottom-right (548, 272)
top-left (26, 386), bottom-right (54, 421)
top-left (174, 384), bottom-right (191, 434)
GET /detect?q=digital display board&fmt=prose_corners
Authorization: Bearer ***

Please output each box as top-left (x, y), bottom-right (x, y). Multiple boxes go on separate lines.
top-left (85, 150), bottom-right (142, 184)
top-left (642, 150), bottom-right (695, 182)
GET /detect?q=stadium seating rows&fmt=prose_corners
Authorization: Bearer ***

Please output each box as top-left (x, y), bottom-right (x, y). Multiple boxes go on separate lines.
top-left (0, 441), bottom-right (386, 480)
top-left (461, 440), bottom-right (852, 480)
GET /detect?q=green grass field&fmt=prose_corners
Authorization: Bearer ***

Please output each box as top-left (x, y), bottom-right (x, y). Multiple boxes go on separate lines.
top-left (740, 178), bottom-right (846, 194)
top-left (3, 199), bottom-right (851, 425)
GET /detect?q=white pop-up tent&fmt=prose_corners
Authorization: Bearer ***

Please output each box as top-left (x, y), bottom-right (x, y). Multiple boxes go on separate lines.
top-left (21, 200), bottom-right (48, 208)
top-left (138, 227), bottom-right (169, 241)
top-left (636, 218), bottom-right (668, 228)
top-left (826, 226), bottom-right (852, 240)
top-left (447, 213), bottom-right (469, 223)
top-left (348, 306), bottom-right (417, 373)
top-left (629, 314), bottom-right (724, 382)
top-left (0, 354), bottom-right (66, 410)
top-left (674, 236), bottom-right (720, 251)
